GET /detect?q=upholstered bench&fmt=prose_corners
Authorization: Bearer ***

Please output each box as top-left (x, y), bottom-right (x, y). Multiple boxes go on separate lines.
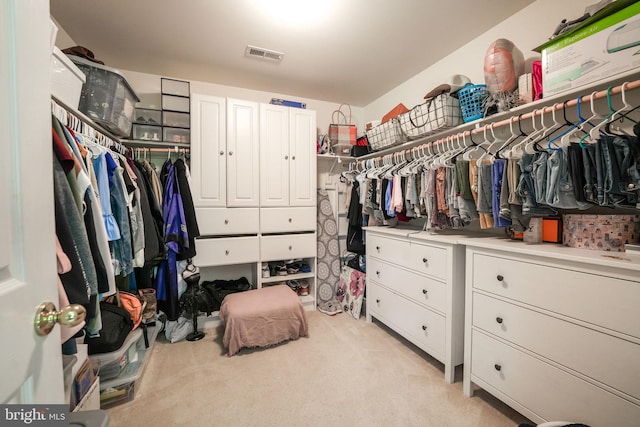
top-left (218, 285), bottom-right (309, 356)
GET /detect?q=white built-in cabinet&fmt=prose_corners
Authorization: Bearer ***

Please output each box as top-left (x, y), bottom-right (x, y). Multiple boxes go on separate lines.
top-left (365, 228), bottom-right (465, 384)
top-left (191, 94), bottom-right (317, 310)
top-left (463, 238), bottom-right (640, 427)
top-left (260, 103), bottom-right (316, 207)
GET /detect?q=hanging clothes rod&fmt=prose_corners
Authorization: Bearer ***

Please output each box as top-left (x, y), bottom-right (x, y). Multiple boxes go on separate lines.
top-left (51, 96), bottom-right (127, 154)
top-left (356, 78), bottom-right (640, 165)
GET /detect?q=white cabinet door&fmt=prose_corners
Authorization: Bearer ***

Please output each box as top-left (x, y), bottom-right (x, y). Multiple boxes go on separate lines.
top-left (191, 94), bottom-right (226, 207)
top-left (227, 98), bottom-right (259, 207)
top-left (290, 108), bottom-right (316, 206)
top-left (260, 103), bottom-right (289, 206)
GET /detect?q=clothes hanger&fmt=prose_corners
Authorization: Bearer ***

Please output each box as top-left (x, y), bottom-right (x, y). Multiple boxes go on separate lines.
top-left (461, 130), bottom-right (486, 161)
top-left (578, 91), bottom-right (603, 147)
top-left (586, 86), bottom-right (617, 143)
top-left (510, 109), bottom-right (545, 157)
top-left (494, 116), bottom-right (521, 159)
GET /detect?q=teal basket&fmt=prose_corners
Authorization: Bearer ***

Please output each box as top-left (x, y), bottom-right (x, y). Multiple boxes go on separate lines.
top-left (458, 84), bottom-right (489, 122)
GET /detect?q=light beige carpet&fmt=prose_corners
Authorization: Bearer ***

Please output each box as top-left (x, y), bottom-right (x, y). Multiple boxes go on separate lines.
top-left (107, 311), bottom-right (531, 427)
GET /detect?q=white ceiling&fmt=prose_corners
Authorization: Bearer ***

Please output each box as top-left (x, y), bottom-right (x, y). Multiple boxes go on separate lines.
top-left (50, 0), bottom-right (535, 106)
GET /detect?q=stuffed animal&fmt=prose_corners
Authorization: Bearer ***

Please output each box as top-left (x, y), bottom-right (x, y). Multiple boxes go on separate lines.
top-left (484, 38), bottom-right (525, 94)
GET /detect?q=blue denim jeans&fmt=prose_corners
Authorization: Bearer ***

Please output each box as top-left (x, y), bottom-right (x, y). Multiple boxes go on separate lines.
top-left (545, 149), bottom-right (590, 210)
top-left (516, 154), bottom-right (557, 216)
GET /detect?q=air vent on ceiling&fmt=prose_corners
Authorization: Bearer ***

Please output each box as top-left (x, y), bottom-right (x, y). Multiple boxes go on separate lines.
top-left (245, 45), bottom-right (284, 62)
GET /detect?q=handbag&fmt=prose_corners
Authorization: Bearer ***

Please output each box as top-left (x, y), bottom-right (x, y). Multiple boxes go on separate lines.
top-left (328, 104), bottom-right (357, 147)
top-left (85, 301), bottom-right (134, 355)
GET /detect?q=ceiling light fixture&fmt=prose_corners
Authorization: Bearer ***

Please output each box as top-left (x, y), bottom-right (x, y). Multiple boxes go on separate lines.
top-left (245, 45), bottom-right (284, 62)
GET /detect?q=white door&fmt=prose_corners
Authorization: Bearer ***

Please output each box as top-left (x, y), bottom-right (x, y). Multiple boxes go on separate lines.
top-left (260, 103), bottom-right (289, 206)
top-left (290, 108), bottom-right (317, 206)
top-left (1, 0), bottom-right (64, 404)
top-left (190, 94), bottom-right (226, 208)
top-left (227, 98), bottom-right (259, 207)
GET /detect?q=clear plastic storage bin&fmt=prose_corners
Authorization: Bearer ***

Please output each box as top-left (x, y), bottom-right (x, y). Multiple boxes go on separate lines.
top-left (70, 55), bottom-right (140, 137)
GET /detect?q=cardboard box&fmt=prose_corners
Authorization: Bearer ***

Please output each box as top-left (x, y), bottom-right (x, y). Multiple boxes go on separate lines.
top-left (535, 0), bottom-right (640, 97)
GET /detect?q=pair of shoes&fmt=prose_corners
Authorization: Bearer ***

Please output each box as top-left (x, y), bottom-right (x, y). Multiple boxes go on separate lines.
top-left (261, 262), bottom-right (270, 278)
top-left (287, 280), bottom-right (301, 293)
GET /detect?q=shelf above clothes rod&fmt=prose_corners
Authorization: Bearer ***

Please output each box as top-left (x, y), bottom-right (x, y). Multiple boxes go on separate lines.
top-left (123, 140), bottom-right (190, 149)
top-left (355, 75), bottom-right (640, 163)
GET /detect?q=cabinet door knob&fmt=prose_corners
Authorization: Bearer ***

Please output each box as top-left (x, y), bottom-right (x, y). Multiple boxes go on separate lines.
top-left (228, 151), bottom-right (233, 156)
top-left (494, 364), bottom-right (502, 372)
top-left (376, 271), bottom-right (380, 276)
top-left (376, 246), bottom-right (380, 252)
top-left (224, 219), bottom-right (229, 224)
top-left (292, 156), bottom-right (296, 160)
top-left (219, 151), bottom-right (224, 155)
top-left (288, 218), bottom-right (292, 223)
top-left (289, 245), bottom-right (292, 250)
top-left (285, 155), bottom-right (289, 160)
top-left (422, 325), bottom-right (427, 331)
top-left (496, 317), bottom-right (503, 324)
top-left (496, 274), bottom-right (504, 282)
top-left (376, 299), bottom-right (380, 304)
top-left (422, 257), bottom-right (428, 263)
top-left (225, 250), bottom-right (229, 255)
top-left (422, 289), bottom-right (428, 295)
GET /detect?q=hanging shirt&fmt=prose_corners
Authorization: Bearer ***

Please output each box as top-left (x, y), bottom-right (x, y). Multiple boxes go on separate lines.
top-left (93, 152), bottom-right (121, 241)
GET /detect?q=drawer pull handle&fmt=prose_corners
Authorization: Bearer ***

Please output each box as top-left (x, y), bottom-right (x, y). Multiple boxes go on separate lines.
top-left (225, 250), bottom-right (229, 255)
top-left (289, 245), bottom-right (292, 250)
top-left (376, 299), bottom-right (380, 304)
top-left (496, 317), bottom-right (503, 324)
top-left (376, 271), bottom-right (380, 276)
top-left (288, 218), bottom-right (292, 223)
top-left (224, 219), bottom-right (229, 224)
top-left (422, 289), bottom-right (428, 295)
top-left (494, 364), bottom-right (502, 372)
top-left (422, 257), bottom-right (428, 264)
top-left (421, 325), bottom-right (427, 331)
top-left (376, 246), bottom-right (380, 252)
top-left (496, 274), bottom-right (504, 282)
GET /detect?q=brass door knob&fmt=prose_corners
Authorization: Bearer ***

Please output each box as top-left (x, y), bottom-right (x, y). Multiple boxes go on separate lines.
top-left (34, 302), bottom-right (86, 336)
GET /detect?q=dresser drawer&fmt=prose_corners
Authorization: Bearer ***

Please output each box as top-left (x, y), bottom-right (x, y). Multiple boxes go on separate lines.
top-left (367, 234), bottom-right (447, 280)
top-left (471, 252), bottom-right (640, 339)
top-left (194, 236), bottom-right (259, 267)
top-left (368, 282), bottom-right (445, 360)
top-left (196, 207), bottom-right (259, 235)
top-left (260, 233), bottom-right (316, 261)
top-left (367, 257), bottom-right (447, 314)
top-left (260, 207), bottom-right (316, 233)
top-left (473, 293), bottom-right (640, 400)
top-left (471, 330), bottom-right (640, 427)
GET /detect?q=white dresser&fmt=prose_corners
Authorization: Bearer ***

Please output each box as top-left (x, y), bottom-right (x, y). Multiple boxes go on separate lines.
top-left (365, 228), bottom-right (466, 383)
top-left (463, 238), bottom-right (640, 427)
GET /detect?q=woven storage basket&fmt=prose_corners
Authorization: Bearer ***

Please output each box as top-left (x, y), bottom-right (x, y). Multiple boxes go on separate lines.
top-left (398, 94), bottom-right (463, 140)
top-left (366, 118), bottom-right (405, 151)
top-left (458, 84), bottom-right (489, 122)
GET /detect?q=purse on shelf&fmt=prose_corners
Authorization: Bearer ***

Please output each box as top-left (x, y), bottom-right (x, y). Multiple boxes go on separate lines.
top-left (328, 103), bottom-right (357, 147)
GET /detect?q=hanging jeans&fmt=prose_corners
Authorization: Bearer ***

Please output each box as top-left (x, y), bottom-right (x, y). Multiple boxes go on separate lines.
top-left (517, 154), bottom-right (556, 216)
top-left (545, 149), bottom-right (591, 210)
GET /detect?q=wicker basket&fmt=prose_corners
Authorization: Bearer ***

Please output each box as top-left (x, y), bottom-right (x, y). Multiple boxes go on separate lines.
top-left (458, 84), bottom-right (489, 123)
top-left (366, 118), bottom-right (405, 151)
top-left (398, 94), bottom-right (463, 140)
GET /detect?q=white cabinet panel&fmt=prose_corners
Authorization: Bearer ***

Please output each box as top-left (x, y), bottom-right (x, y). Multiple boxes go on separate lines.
top-left (260, 233), bottom-right (316, 261)
top-left (227, 98), bottom-right (259, 207)
top-left (195, 207), bottom-right (259, 236)
top-left (367, 233), bottom-right (447, 280)
top-left (194, 236), bottom-right (260, 267)
top-left (471, 330), bottom-right (640, 427)
top-left (289, 108), bottom-right (316, 206)
top-left (260, 103), bottom-right (289, 206)
top-left (260, 207), bottom-right (316, 233)
top-left (190, 94), bottom-right (226, 207)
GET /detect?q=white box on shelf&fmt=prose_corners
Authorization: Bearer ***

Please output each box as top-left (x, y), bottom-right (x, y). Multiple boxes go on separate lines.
top-left (51, 46), bottom-right (86, 109)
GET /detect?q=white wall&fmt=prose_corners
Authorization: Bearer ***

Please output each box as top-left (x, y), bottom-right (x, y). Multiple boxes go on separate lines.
top-left (121, 69), bottom-right (365, 140)
top-left (364, 0), bottom-right (595, 122)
